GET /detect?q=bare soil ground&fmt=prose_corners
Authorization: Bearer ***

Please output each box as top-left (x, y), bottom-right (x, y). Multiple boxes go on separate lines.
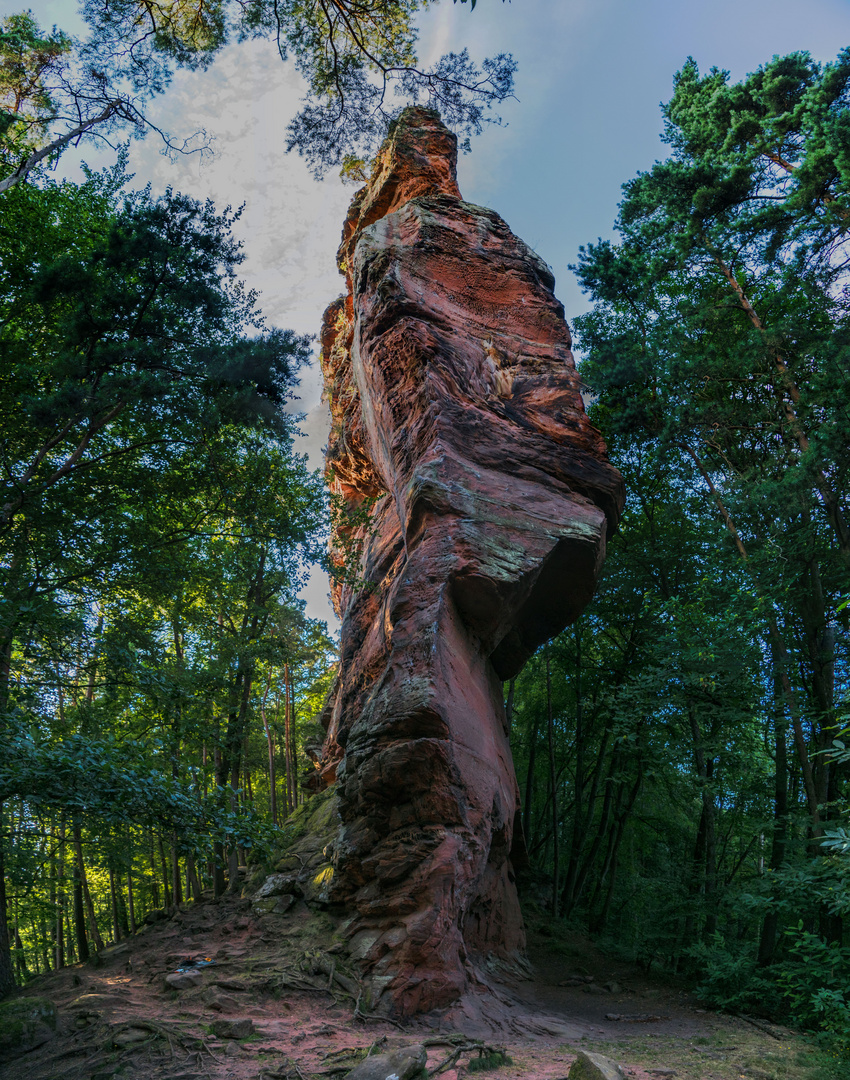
top-left (2, 892), bottom-right (841, 1080)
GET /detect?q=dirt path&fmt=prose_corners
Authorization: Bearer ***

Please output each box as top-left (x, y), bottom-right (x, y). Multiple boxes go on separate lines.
top-left (1, 894), bottom-right (835, 1080)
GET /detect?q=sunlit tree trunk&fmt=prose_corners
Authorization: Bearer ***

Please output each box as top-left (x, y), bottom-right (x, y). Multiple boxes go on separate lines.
top-left (284, 663), bottom-right (294, 816)
top-left (260, 679), bottom-right (277, 825)
top-left (0, 801), bottom-right (16, 998)
top-left (109, 865), bottom-right (121, 943)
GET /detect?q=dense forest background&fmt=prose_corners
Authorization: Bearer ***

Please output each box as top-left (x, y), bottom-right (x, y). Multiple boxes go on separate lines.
top-left (2, 0), bottom-right (849, 1059)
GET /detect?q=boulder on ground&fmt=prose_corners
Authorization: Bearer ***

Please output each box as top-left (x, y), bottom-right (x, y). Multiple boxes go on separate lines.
top-left (569, 1050), bottom-right (626, 1080)
top-left (252, 894), bottom-right (296, 917)
top-left (344, 1043), bottom-right (427, 1080)
top-left (254, 873), bottom-right (301, 900)
top-left (164, 969), bottom-right (203, 990)
top-left (143, 907), bottom-right (169, 924)
top-left (111, 1025), bottom-right (153, 1047)
top-left (211, 1017), bottom-right (254, 1039)
top-left (0, 996), bottom-right (57, 1061)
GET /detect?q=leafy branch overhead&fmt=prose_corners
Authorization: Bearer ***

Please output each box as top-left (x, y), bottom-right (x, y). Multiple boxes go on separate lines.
top-left (0, 12), bottom-right (207, 193)
top-left (0, 1), bottom-right (516, 188)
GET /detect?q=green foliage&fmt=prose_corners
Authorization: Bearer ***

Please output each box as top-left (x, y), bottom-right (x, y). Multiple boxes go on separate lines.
top-left (0, 12), bottom-right (71, 160)
top-left (78, 0), bottom-right (516, 176)
top-left (689, 933), bottom-right (782, 1015)
top-left (690, 928), bottom-right (850, 1051)
top-left (509, 51), bottom-right (850, 1059)
top-left (0, 1), bottom-right (516, 188)
top-left (777, 930), bottom-right (850, 1033)
top-left (0, 149), bottom-right (331, 994)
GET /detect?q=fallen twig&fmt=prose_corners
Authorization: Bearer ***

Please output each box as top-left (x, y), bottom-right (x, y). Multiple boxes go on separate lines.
top-left (427, 1040), bottom-right (507, 1077)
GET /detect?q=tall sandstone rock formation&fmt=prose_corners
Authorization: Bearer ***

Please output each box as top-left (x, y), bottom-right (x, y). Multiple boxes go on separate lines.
top-left (318, 108), bottom-right (624, 1016)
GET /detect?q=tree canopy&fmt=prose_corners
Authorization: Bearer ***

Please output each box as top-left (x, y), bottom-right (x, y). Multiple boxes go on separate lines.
top-left (0, 1), bottom-right (515, 189)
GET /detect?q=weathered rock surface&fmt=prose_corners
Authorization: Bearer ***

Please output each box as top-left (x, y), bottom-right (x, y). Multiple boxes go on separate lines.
top-left (211, 1017), bottom-right (254, 1039)
top-left (344, 1043), bottom-right (427, 1080)
top-left (319, 106), bottom-right (624, 1016)
top-left (0, 996), bottom-right (57, 1061)
top-left (568, 1049), bottom-right (627, 1080)
top-left (164, 970), bottom-right (203, 991)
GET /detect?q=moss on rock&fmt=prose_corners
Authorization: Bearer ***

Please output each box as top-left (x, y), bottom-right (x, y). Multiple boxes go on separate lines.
top-left (243, 786), bottom-right (340, 897)
top-left (0, 996), bottom-right (57, 1061)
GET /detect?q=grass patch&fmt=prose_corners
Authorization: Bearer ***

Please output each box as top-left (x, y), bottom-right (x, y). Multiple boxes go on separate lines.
top-left (574, 1031), bottom-right (848, 1080)
top-left (467, 1051), bottom-right (514, 1072)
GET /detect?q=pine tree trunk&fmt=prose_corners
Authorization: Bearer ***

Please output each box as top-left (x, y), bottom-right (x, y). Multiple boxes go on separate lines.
top-left (186, 853), bottom-right (202, 902)
top-left (523, 713), bottom-right (539, 850)
top-left (505, 679), bottom-right (515, 735)
top-left (688, 704), bottom-right (717, 937)
top-left (0, 801), bottom-right (17, 999)
top-left (171, 835), bottom-right (183, 907)
top-left (127, 864), bottom-right (136, 935)
top-left (284, 663), bottom-right (294, 816)
top-left (260, 680), bottom-right (277, 825)
top-left (565, 740), bottom-right (618, 916)
top-left (561, 630), bottom-right (584, 909)
top-left (148, 830), bottom-right (160, 910)
top-left (72, 844), bottom-right (89, 962)
top-left (158, 835), bottom-right (172, 908)
top-left (55, 816), bottom-right (66, 969)
top-left (109, 866), bottom-right (121, 943)
top-left (76, 828), bottom-right (104, 952)
top-left (545, 648), bottom-right (559, 917)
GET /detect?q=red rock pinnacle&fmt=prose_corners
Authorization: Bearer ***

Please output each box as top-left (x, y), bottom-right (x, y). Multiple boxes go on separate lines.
top-left (319, 106), bottom-right (624, 1017)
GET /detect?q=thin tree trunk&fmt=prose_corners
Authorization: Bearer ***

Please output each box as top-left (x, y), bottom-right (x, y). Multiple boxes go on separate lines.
top-left (688, 703), bottom-right (718, 937)
top-left (171, 834), bottom-right (183, 908)
top-left (75, 826), bottom-right (104, 953)
top-left (565, 739), bottom-right (618, 915)
top-left (64, 907), bottom-right (76, 964)
top-left (505, 679), bottom-right (515, 736)
top-left (758, 688), bottom-right (789, 965)
top-left (55, 815), bottom-right (66, 969)
top-left (158, 834), bottom-right (172, 908)
top-left (0, 801), bottom-right (16, 998)
top-left (109, 866), bottom-right (121, 943)
top-left (72, 823), bottom-right (89, 963)
top-left (260, 679), bottom-right (277, 825)
top-left (127, 864), bottom-right (136, 936)
top-left (682, 443), bottom-right (822, 835)
top-left (284, 663), bottom-right (294, 816)
top-left (590, 759), bottom-right (643, 933)
top-left (186, 853), bottom-right (202, 902)
top-left (523, 707), bottom-right (539, 850)
top-left (227, 666), bottom-right (253, 894)
top-left (148, 830), bottom-right (160, 910)
top-left (545, 647), bottom-right (559, 917)
top-left (561, 629), bottom-right (584, 910)
top-left (290, 672), bottom-right (299, 810)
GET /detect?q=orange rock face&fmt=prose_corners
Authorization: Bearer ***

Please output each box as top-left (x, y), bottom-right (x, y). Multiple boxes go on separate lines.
top-left (319, 107), bottom-right (624, 1016)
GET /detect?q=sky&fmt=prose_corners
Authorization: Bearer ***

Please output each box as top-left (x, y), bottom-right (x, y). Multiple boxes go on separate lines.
top-left (20, 0), bottom-right (850, 627)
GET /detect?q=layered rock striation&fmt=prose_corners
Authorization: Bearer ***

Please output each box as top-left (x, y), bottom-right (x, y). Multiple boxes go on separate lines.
top-left (318, 107), bottom-right (624, 1016)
